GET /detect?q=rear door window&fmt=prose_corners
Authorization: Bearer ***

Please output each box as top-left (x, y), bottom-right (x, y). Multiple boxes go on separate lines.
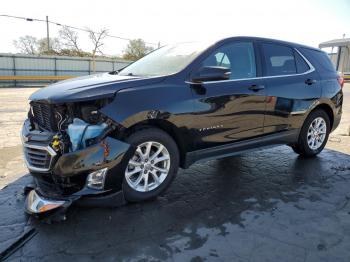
top-left (262, 43), bottom-right (297, 76)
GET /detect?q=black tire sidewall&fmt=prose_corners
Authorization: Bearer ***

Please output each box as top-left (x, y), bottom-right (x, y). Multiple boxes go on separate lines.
top-left (123, 128), bottom-right (179, 202)
top-left (299, 110), bottom-right (330, 156)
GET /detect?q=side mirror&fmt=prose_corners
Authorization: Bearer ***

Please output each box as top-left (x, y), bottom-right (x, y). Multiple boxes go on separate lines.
top-left (192, 66), bottom-right (231, 83)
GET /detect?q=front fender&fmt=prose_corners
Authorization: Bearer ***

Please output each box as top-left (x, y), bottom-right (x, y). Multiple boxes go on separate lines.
top-left (99, 82), bottom-right (197, 154)
top-left (99, 83), bottom-right (194, 128)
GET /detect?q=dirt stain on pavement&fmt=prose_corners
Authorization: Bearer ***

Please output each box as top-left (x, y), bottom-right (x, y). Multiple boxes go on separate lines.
top-left (0, 146), bottom-right (26, 189)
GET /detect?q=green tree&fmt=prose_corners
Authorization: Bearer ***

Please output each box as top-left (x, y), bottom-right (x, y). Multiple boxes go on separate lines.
top-left (38, 38), bottom-right (62, 55)
top-left (58, 49), bottom-right (91, 57)
top-left (122, 39), bottom-right (154, 61)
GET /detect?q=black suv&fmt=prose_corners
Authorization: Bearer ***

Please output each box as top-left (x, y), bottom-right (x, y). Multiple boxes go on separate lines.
top-left (22, 37), bottom-right (343, 215)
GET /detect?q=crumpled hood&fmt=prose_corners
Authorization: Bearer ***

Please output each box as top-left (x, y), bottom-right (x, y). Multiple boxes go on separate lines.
top-left (29, 73), bottom-right (165, 104)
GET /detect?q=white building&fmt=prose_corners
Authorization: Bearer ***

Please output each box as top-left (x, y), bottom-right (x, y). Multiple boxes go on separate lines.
top-left (319, 38), bottom-right (350, 81)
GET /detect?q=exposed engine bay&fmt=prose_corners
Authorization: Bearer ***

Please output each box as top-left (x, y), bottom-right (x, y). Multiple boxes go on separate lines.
top-left (28, 98), bottom-right (118, 155)
top-left (23, 98), bottom-right (131, 217)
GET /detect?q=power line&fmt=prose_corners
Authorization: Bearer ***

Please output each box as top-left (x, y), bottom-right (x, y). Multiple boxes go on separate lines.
top-left (0, 14), bottom-right (158, 45)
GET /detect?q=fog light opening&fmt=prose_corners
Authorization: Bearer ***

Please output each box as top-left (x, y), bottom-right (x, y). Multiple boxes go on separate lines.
top-left (87, 168), bottom-right (108, 190)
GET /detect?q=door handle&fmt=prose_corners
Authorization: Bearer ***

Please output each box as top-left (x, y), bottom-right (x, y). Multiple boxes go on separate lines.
top-left (305, 79), bottom-right (317, 85)
top-left (248, 84), bottom-right (265, 92)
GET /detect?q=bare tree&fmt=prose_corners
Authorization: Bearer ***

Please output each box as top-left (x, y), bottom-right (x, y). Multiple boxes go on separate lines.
top-left (87, 28), bottom-right (109, 72)
top-left (13, 35), bottom-right (38, 55)
top-left (87, 28), bottom-right (109, 56)
top-left (59, 26), bottom-right (81, 52)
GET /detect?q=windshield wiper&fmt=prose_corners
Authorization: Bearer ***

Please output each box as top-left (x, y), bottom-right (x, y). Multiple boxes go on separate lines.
top-left (111, 71), bottom-right (145, 77)
top-left (108, 70), bottom-right (120, 75)
top-left (126, 72), bottom-right (144, 77)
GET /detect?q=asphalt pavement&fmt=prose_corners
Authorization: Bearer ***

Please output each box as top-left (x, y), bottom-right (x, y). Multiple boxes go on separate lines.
top-left (0, 86), bottom-right (349, 261)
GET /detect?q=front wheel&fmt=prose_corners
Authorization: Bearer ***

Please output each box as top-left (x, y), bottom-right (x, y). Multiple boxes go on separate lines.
top-left (123, 128), bottom-right (179, 202)
top-left (292, 109), bottom-right (330, 157)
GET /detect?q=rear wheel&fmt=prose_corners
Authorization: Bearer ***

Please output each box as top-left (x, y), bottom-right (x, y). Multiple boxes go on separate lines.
top-left (123, 128), bottom-right (179, 202)
top-left (292, 109), bottom-right (330, 157)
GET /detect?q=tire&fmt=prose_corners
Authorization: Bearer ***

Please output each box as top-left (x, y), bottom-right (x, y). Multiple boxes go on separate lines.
top-left (123, 128), bottom-right (179, 202)
top-left (292, 109), bottom-right (330, 157)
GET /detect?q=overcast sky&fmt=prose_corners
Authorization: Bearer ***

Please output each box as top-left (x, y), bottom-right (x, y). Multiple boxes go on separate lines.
top-left (1, 0), bottom-right (349, 56)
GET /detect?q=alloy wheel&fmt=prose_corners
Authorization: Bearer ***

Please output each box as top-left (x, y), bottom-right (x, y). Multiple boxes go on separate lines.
top-left (307, 117), bottom-right (327, 150)
top-left (125, 141), bottom-right (171, 192)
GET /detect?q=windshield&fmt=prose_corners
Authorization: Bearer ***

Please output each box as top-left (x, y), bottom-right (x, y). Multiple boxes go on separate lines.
top-left (118, 42), bottom-right (210, 77)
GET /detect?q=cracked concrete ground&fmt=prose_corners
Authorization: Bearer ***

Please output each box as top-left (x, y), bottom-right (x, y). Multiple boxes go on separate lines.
top-left (0, 85), bottom-right (349, 261)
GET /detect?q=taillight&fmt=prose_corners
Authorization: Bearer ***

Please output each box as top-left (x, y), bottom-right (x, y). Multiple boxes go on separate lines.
top-left (337, 76), bottom-right (344, 88)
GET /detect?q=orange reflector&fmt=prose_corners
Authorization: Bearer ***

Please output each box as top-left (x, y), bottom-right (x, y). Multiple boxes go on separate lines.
top-left (337, 75), bottom-right (344, 88)
top-left (38, 203), bottom-right (63, 213)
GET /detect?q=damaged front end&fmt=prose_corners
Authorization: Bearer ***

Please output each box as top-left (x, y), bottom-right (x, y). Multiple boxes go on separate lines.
top-left (22, 99), bottom-right (133, 217)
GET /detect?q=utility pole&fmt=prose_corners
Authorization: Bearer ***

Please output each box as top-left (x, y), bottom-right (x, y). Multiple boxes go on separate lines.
top-left (46, 15), bottom-right (50, 52)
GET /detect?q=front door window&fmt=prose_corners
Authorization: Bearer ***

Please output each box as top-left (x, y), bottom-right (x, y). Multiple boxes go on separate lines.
top-left (201, 42), bottom-right (257, 80)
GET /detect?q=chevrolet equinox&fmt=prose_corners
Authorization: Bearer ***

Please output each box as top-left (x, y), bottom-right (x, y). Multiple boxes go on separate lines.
top-left (22, 37), bottom-right (343, 215)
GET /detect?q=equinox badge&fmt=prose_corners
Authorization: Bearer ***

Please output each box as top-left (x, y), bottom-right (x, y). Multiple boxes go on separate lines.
top-left (199, 125), bottom-right (224, 132)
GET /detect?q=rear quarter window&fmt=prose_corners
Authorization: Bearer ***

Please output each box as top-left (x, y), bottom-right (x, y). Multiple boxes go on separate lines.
top-left (299, 47), bottom-right (336, 75)
top-left (294, 51), bottom-right (310, 73)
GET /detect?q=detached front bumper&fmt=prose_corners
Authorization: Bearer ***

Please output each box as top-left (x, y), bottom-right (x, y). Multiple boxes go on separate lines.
top-left (21, 119), bottom-right (133, 215)
top-left (25, 189), bottom-right (73, 215)
top-left (25, 186), bottom-right (127, 216)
